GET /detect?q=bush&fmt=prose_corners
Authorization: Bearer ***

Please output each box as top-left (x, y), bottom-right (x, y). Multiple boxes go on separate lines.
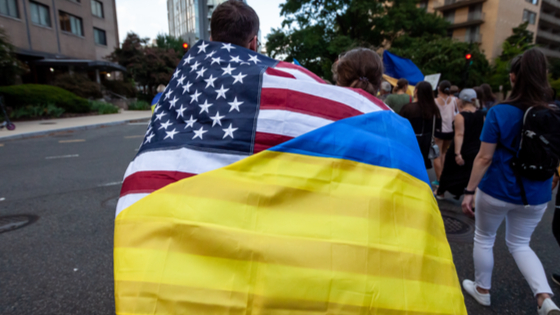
top-left (89, 100), bottom-right (119, 115)
top-left (11, 103), bottom-right (65, 119)
top-left (52, 73), bottom-right (103, 99)
top-left (0, 84), bottom-right (90, 113)
top-left (128, 100), bottom-right (150, 110)
top-left (103, 80), bottom-right (137, 98)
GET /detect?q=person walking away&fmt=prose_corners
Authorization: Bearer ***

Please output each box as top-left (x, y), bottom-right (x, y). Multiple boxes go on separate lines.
top-left (436, 89), bottom-right (484, 200)
top-left (473, 86), bottom-right (485, 109)
top-left (451, 85), bottom-right (460, 98)
top-left (400, 81), bottom-right (442, 170)
top-left (335, 48), bottom-right (383, 97)
top-left (379, 81), bottom-right (392, 101)
top-left (461, 49), bottom-right (560, 314)
top-left (433, 80), bottom-right (458, 187)
top-left (151, 84), bottom-right (166, 112)
top-left (481, 83), bottom-right (498, 110)
top-left (385, 78), bottom-right (411, 114)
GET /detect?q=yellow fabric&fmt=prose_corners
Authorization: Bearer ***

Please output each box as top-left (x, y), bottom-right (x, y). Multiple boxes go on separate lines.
top-left (115, 151), bottom-right (467, 314)
top-left (383, 74), bottom-right (415, 97)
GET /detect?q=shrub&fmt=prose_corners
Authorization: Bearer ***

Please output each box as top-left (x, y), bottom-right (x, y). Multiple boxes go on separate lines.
top-left (89, 100), bottom-right (119, 115)
top-left (52, 73), bottom-right (103, 99)
top-left (103, 80), bottom-right (137, 98)
top-left (11, 103), bottom-right (65, 119)
top-left (128, 100), bottom-right (150, 110)
top-left (0, 84), bottom-right (90, 113)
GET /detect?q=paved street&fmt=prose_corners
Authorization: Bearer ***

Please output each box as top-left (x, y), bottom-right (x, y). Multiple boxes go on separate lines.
top-left (0, 123), bottom-right (559, 314)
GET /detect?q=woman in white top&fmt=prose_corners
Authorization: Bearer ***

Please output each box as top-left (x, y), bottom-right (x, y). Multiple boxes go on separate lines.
top-left (433, 80), bottom-right (458, 186)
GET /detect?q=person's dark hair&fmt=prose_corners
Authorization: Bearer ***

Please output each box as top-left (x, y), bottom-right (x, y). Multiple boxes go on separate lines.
top-left (416, 81), bottom-right (441, 120)
top-left (395, 78), bottom-right (409, 93)
top-left (438, 80), bottom-right (451, 96)
top-left (473, 86), bottom-right (485, 109)
top-left (480, 83), bottom-right (496, 103)
top-left (211, 0), bottom-right (260, 48)
top-left (506, 48), bottom-right (550, 110)
top-left (450, 85), bottom-right (459, 95)
top-left (336, 48), bottom-right (383, 96)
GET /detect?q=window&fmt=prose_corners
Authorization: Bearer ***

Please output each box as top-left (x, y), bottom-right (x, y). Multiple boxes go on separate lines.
top-left (526, 0), bottom-right (538, 5)
top-left (443, 10), bottom-right (455, 24)
top-left (30, 1), bottom-right (51, 27)
top-left (94, 28), bottom-right (106, 45)
top-left (91, 0), bottom-right (103, 18)
top-left (59, 11), bottom-right (84, 36)
top-left (523, 9), bottom-right (537, 25)
top-left (0, 0), bottom-right (19, 18)
top-left (419, 0), bottom-right (429, 9)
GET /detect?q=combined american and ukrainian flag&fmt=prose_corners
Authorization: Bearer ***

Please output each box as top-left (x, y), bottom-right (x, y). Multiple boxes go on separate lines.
top-left (114, 40), bottom-right (468, 314)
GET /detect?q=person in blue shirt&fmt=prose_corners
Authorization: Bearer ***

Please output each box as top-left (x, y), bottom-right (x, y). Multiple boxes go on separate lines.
top-left (461, 49), bottom-right (560, 314)
top-left (151, 84), bottom-right (166, 113)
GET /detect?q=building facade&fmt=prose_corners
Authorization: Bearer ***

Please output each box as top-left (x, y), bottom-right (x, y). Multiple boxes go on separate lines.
top-left (0, 0), bottom-right (123, 83)
top-left (421, 0), bottom-right (560, 61)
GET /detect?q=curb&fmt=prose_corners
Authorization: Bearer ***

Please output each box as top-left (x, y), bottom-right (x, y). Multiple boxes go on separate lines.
top-left (0, 118), bottom-right (150, 142)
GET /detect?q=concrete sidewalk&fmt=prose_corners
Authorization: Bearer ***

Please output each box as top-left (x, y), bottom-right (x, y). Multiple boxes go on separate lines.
top-left (0, 110), bottom-right (152, 141)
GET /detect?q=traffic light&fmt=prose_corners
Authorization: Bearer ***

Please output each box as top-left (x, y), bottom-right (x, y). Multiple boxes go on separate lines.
top-left (465, 53), bottom-right (472, 60)
top-left (183, 43), bottom-right (189, 52)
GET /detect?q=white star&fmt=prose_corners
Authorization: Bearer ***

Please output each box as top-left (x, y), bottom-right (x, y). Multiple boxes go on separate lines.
top-left (196, 67), bottom-right (207, 79)
top-left (190, 89), bottom-right (202, 104)
top-left (248, 55), bottom-right (261, 64)
top-left (172, 69), bottom-right (181, 79)
top-left (145, 133), bottom-right (155, 143)
top-left (176, 104), bottom-right (187, 119)
top-left (193, 127), bottom-right (208, 140)
top-left (169, 96), bottom-right (179, 109)
top-left (211, 57), bottom-right (223, 65)
top-left (205, 50), bottom-right (216, 59)
top-left (183, 54), bottom-right (194, 65)
top-left (176, 75), bottom-right (186, 86)
top-left (221, 64), bottom-right (236, 76)
top-left (165, 128), bottom-right (180, 140)
top-left (232, 72), bottom-right (247, 85)
top-left (228, 97), bottom-right (244, 112)
top-left (145, 126), bottom-right (152, 135)
top-left (184, 115), bottom-right (197, 129)
top-left (215, 85), bottom-right (229, 100)
top-left (197, 41), bottom-right (209, 54)
top-left (230, 55), bottom-right (242, 63)
top-left (164, 89), bottom-right (173, 100)
top-left (155, 112), bottom-right (167, 121)
top-left (240, 61), bottom-right (251, 66)
top-left (222, 124), bottom-right (238, 139)
top-left (159, 120), bottom-right (173, 130)
top-left (190, 61), bottom-right (200, 72)
top-left (210, 111), bottom-right (226, 127)
top-left (221, 43), bottom-right (235, 52)
top-left (204, 75), bottom-right (218, 89)
top-left (199, 99), bottom-right (213, 114)
top-left (154, 103), bottom-right (161, 113)
top-left (182, 81), bottom-right (193, 94)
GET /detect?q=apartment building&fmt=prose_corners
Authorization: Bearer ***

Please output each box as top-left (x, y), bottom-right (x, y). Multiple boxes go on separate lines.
top-left (0, 0), bottom-right (123, 83)
top-left (421, 0), bottom-right (560, 61)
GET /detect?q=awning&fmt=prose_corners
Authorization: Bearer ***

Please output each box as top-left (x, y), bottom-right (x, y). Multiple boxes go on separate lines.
top-left (32, 59), bottom-right (126, 72)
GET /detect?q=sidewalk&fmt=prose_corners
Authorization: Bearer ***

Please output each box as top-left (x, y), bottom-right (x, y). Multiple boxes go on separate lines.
top-left (0, 110), bottom-right (152, 141)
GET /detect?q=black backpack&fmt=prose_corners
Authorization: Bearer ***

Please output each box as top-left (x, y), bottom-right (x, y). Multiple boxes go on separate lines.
top-left (509, 104), bottom-right (560, 205)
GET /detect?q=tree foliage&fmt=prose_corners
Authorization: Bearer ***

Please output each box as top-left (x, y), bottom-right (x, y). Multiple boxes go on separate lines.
top-left (156, 34), bottom-right (186, 58)
top-left (0, 29), bottom-right (28, 86)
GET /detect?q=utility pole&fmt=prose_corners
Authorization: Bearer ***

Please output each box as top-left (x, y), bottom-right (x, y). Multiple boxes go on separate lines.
top-left (198, 0), bottom-right (210, 41)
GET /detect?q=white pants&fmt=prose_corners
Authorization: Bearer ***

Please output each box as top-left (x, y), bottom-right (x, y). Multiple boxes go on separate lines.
top-left (473, 190), bottom-right (552, 297)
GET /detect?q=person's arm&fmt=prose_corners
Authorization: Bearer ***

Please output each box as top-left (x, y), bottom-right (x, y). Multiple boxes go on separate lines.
top-left (454, 114), bottom-right (465, 166)
top-left (461, 142), bottom-right (497, 216)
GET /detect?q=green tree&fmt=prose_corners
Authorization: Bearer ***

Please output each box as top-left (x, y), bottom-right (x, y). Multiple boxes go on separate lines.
top-left (0, 29), bottom-right (28, 86)
top-left (266, 0), bottom-right (449, 80)
top-left (156, 34), bottom-right (186, 58)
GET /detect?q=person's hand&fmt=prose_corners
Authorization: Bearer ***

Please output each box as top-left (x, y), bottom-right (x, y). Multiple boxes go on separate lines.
top-left (455, 154), bottom-right (465, 166)
top-left (462, 194), bottom-right (475, 218)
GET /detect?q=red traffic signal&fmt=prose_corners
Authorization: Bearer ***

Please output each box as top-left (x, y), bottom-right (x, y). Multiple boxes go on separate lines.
top-left (183, 43), bottom-right (189, 50)
top-left (465, 53), bottom-right (472, 60)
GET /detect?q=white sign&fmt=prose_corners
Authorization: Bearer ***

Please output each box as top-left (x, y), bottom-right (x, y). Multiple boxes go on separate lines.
top-left (424, 74), bottom-right (442, 91)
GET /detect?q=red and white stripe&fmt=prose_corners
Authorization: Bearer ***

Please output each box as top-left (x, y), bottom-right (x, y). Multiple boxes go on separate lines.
top-left (117, 63), bottom-right (389, 216)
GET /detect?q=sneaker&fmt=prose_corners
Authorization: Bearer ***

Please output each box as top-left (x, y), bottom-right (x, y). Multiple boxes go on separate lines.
top-left (462, 279), bottom-right (491, 306)
top-left (538, 298), bottom-right (560, 315)
top-left (431, 180), bottom-right (440, 186)
top-left (553, 274), bottom-right (560, 286)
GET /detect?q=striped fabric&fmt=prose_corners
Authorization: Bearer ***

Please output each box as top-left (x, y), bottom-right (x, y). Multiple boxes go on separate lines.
top-left (116, 40), bottom-right (389, 216)
top-left (114, 111), bottom-right (467, 314)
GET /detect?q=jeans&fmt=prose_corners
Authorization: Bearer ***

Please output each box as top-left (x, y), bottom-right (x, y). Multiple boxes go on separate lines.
top-left (473, 190), bottom-right (552, 296)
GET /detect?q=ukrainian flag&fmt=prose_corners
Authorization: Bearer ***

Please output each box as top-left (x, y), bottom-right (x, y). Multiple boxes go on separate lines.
top-left (114, 111), bottom-right (467, 314)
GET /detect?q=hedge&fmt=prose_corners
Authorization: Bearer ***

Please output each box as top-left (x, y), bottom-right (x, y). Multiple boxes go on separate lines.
top-left (0, 84), bottom-right (90, 113)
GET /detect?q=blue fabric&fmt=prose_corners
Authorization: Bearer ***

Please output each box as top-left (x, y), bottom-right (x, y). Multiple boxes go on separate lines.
top-left (383, 51), bottom-right (424, 86)
top-left (151, 93), bottom-right (163, 106)
top-left (479, 105), bottom-right (552, 205)
top-left (271, 111), bottom-right (430, 186)
top-left (293, 59), bottom-right (302, 66)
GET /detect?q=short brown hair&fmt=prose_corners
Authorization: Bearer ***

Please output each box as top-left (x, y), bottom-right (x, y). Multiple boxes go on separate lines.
top-left (336, 48), bottom-right (383, 96)
top-left (211, 0), bottom-right (259, 48)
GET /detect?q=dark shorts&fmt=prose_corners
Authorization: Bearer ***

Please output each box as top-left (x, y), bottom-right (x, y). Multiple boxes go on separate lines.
top-left (435, 132), bottom-right (454, 141)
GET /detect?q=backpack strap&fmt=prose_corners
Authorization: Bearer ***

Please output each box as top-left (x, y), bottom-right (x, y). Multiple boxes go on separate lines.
top-left (513, 169), bottom-right (530, 206)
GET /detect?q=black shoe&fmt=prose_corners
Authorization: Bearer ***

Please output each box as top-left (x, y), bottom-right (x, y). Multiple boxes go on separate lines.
top-left (553, 274), bottom-right (560, 286)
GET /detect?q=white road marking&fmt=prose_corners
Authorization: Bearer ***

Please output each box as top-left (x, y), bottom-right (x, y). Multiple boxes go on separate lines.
top-left (59, 139), bottom-right (86, 143)
top-left (0, 198), bottom-right (5, 201)
top-left (45, 154), bottom-right (80, 160)
top-left (98, 181), bottom-right (123, 187)
top-left (128, 122), bottom-right (150, 126)
top-left (124, 135), bottom-right (144, 139)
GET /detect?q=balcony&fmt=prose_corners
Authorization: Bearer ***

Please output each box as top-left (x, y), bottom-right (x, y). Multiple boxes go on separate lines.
top-left (448, 12), bottom-right (485, 29)
top-left (542, 0), bottom-right (560, 11)
top-left (465, 32), bottom-right (483, 43)
top-left (539, 46), bottom-right (560, 58)
top-left (540, 12), bottom-right (560, 28)
top-left (537, 29), bottom-right (560, 44)
top-left (434, 0), bottom-right (487, 11)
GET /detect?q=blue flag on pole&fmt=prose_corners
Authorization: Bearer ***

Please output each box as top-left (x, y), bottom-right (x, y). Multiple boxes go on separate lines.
top-left (383, 51), bottom-right (424, 86)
